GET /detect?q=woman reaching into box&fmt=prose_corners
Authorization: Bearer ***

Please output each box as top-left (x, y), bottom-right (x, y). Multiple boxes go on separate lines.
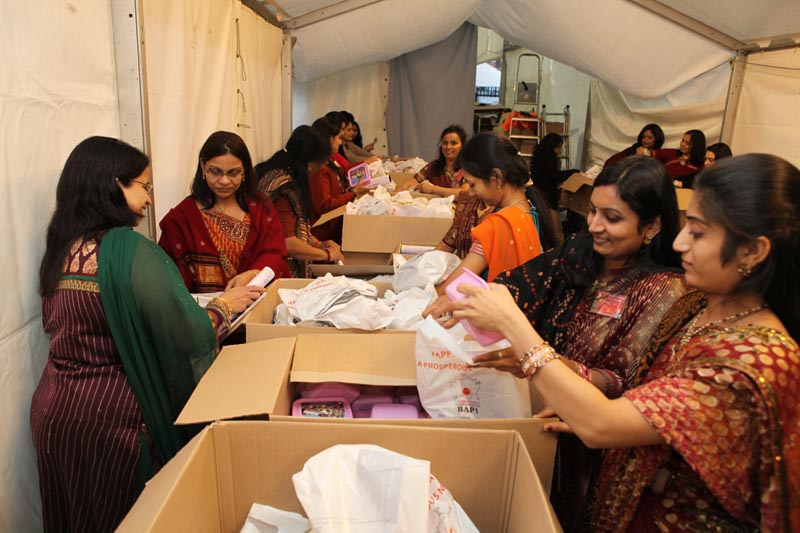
top-left (446, 154), bottom-right (800, 532)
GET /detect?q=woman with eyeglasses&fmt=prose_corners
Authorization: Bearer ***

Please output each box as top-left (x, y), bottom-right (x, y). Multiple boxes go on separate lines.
top-left (159, 131), bottom-right (289, 293)
top-left (31, 136), bottom-right (265, 531)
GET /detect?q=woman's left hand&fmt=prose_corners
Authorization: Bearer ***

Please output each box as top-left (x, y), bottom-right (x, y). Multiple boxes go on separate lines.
top-left (226, 269), bottom-right (258, 289)
top-left (450, 282), bottom-right (519, 333)
top-left (419, 180), bottom-right (436, 194)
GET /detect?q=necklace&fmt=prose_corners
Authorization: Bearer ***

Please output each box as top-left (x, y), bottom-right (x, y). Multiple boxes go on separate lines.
top-left (671, 304), bottom-right (767, 356)
top-left (503, 199), bottom-right (529, 210)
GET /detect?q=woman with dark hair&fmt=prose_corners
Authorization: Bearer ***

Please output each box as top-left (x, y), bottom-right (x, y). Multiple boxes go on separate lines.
top-left (444, 153), bottom-right (800, 531)
top-left (159, 131), bottom-right (288, 292)
top-left (603, 123), bottom-right (665, 169)
top-left (652, 128), bottom-right (706, 188)
top-left (256, 125), bottom-right (345, 277)
top-left (530, 132), bottom-right (581, 243)
top-left (398, 124), bottom-right (469, 197)
top-left (339, 110), bottom-right (379, 164)
top-left (433, 132), bottom-right (556, 292)
top-left (705, 141), bottom-right (732, 166)
top-left (309, 116), bottom-right (369, 243)
top-left (427, 155), bottom-right (687, 531)
top-left (31, 136), bottom-right (263, 531)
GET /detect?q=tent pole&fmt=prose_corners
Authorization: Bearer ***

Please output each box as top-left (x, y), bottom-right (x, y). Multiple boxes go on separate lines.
top-left (284, 0), bottom-right (385, 30)
top-left (720, 51), bottom-right (748, 144)
top-left (282, 31), bottom-right (294, 139)
top-left (111, 0), bottom-right (156, 241)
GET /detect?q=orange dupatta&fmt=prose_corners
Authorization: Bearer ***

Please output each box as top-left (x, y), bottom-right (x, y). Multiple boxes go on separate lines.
top-left (471, 206), bottom-right (542, 281)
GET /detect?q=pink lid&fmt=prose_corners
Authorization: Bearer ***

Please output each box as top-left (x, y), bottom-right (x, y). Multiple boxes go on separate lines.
top-left (351, 393), bottom-right (395, 418)
top-left (370, 403), bottom-right (419, 419)
top-left (445, 269), bottom-right (505, 346)
top-left (297, 382), bottom-right (361, 403)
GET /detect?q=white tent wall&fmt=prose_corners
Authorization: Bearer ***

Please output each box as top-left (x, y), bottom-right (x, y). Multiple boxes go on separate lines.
top-left (502, 49), bottom-right (592, 169)
top-left (730, 49), bottom-right (800, 169)
top-left (0, 1), bottom-right (122, 530)
top-left (142, 0), bottom-right (284, 230)
top-left (586, 62), bottom-right (731, 167)
top-left (292, 62), bottom-right (390, 157)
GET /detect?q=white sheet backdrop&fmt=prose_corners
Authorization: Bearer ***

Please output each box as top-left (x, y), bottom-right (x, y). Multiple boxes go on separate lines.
top-left (587, 62), bottom-right (731, 167)
top-left (0, 1), bottom-right (121, 530)
top-left (143, 0), bottom-right (284, 231)
top-left (731, 49), bottom-right (800, 169)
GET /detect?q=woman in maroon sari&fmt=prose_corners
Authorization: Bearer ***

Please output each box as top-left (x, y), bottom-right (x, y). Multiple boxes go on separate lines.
top-left (449, 153), bottom-right (800, 532)
top-left (159, 131), bottom-right (289, 292)
top-left (31, 137), bottom-right (263, 531)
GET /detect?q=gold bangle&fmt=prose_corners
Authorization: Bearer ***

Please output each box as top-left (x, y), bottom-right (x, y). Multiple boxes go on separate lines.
top-left (209, 296), bottom-right (233, 317)
top-left (518, 342), bottom-right (559, 377)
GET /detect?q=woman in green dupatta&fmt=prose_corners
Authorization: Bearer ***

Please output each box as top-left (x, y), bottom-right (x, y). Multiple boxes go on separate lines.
top-left (31, 136), bottom-right (263, 532)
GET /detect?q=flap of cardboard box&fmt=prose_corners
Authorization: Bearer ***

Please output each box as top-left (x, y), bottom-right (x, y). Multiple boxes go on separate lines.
top-left (675, 187), bottom-right (693, 211)
top-left (560, 172), bottom-right (594, 193)
top-left (291, 333), bottom-right (417, 386)
top-left (176, 337), bottom-right (296, 425)
top-left (312, 204), bottom-right (347, 227)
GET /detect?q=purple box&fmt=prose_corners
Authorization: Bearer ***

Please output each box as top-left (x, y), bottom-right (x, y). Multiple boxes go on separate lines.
top-left (370, 403), bottom-right (419, 419)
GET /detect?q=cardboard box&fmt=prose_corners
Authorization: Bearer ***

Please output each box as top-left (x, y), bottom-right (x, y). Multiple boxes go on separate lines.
top-left (313, 205), bottom-right (452, 254)
top-left (307, 251), bottom-right (394, 278)
top-left (118, 420), bottom-right (561, 532)
top-left (389, 172), bottom-right (417, 189)
top-left (559, 172), bottom-right (594, 216)
top-left (242, 278), bottom-right (409, 342)
top-left (176, 335), bottom-right (558, 495)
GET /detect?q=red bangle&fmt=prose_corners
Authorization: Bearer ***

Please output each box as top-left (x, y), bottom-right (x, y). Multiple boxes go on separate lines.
top-left (575, 362), bottom-right (592, 381)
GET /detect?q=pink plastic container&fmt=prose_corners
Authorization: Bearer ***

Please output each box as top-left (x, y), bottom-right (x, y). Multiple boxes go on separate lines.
top-left (395, 386), bottom-right (422, 412)
top-left (445, 269), bottom-right (505, 346)
top-left (351, 393), bottom-right (394, 418)
top-left (291, 397), bottom-right (353, 418)
top-left (370, 403), bottom-right (419, 419)
top-left (296, 382), bottom-right (361, 403)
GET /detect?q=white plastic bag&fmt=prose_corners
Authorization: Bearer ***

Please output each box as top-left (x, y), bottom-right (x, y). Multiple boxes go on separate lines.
top-left (428, 474), bottom-right (479, 533)
top-left (392, 251), bottom-right (461, 291)
top-left (416, 316), bottom-right (531, 418)
top-left (274, 274), bottom-right (394, 330)
top-left (380, 285), bottom-right (438, 330)
top-left (240, 504), bottom-right (310, 533)
top-left (292, 444), bottom-right (429, 533)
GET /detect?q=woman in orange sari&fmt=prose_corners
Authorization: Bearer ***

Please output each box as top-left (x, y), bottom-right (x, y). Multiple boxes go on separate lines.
top-left (159, 131), bottom-right (289, 292)
top-left (436, 132), bottom-right (556, 293)
top-left (447, 153), bottom-right (800, 532)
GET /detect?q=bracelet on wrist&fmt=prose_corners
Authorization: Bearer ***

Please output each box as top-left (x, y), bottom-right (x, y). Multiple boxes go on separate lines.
top-left (324, 248), bottom-right (331, 262)
top-left (518, 342), bottom-right (559, 378)
top-left (207, 297), bottom-right (233, 330)
top-left (574, 362), bottom-right (592, 381)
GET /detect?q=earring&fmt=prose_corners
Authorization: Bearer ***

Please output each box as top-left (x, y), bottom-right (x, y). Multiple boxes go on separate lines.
top-left (737, 264), bottom-right (752, 278)
top-left (643, 235), bottom-right (652, 245)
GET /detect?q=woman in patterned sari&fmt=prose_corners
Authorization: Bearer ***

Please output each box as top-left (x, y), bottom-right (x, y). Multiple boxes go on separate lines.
top-left (256, 125), bottom-right (345, 277)
top-left (31, 137), bottom-right (264, 532)
top-left (448, 153), bottom-right (800, 532)
top-left (429, 156), bottom-right (688, 531)
top-left (159, 131), bottom-right (289, 293)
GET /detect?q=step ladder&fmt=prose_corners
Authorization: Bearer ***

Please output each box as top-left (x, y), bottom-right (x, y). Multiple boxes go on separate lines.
top-left (508, 53), bottom-right (541, 161)
top-left (541, 104), bottom-right (571, 169)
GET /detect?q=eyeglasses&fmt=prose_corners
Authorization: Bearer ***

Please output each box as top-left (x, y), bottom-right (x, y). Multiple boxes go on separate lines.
top-left (132, 179), bottom-right (153, 194)
top-left (205, 166), bottom-right (244, 180)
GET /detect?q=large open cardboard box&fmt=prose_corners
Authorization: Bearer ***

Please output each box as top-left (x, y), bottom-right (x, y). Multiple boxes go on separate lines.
top-left (313, 205), bottom-right (452, 254)
top-left (307, 250), bottom-right (395, 278)
top-left (118, 420), bottom-right (561, 532)
top-left (241, 278), bottom-right (410, 342)
top-left (176, 335), bottom-right (558, 496)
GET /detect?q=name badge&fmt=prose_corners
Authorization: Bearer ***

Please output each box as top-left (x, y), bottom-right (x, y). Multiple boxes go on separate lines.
top-left (589, 291), bottom-right (627, 319)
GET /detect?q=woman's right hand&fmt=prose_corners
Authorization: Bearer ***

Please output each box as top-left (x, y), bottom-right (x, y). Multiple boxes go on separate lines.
top-left (319, 240), bottom-right (344, 263)
top-left (353, 182), bottom-right (369, 197)
top-left (472, 349), bottom-right (526, 378)
top-left (220, 285), bottom-right (264, 313)
top-left (422, 294), bottom-right (459, 328)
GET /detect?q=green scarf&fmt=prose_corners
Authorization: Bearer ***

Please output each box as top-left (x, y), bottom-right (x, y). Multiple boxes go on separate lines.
top-left (98, 227), bottom-right (216, 484)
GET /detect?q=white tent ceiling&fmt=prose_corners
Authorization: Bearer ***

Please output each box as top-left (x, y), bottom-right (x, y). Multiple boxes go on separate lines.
top-left (258, 0), bottom-right (800, 99)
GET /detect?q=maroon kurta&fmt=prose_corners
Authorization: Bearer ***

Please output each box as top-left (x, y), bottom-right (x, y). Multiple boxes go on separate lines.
top-left (31, 240), bottom-right (142, 532)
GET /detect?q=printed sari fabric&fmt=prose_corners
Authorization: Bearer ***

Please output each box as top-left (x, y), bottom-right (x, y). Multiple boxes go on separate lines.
top-left (471, 205), bottom-right (542, 281)
top-left (495, 233), bottom-right (689, 532)
top-left (259, 168), bottom-right (314, 277)
top-left (441, 191), bottom-right (488, 259)
top-left (158, 195), bottom-right (288, 292)
top-left (593, 321), bottom-right (800, 532)
top-left (414, 161), bottom-right (460, 189)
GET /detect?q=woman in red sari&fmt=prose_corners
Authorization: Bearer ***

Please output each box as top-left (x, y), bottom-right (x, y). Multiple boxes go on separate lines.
top-left (435, 132), bottom-right (556, 293)
top-left (650, 129), bottom-right (706, 189)
top-left (447, 153), bottom-right (800, 532)
top-left (159, 131), bottom-right (288, 292)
